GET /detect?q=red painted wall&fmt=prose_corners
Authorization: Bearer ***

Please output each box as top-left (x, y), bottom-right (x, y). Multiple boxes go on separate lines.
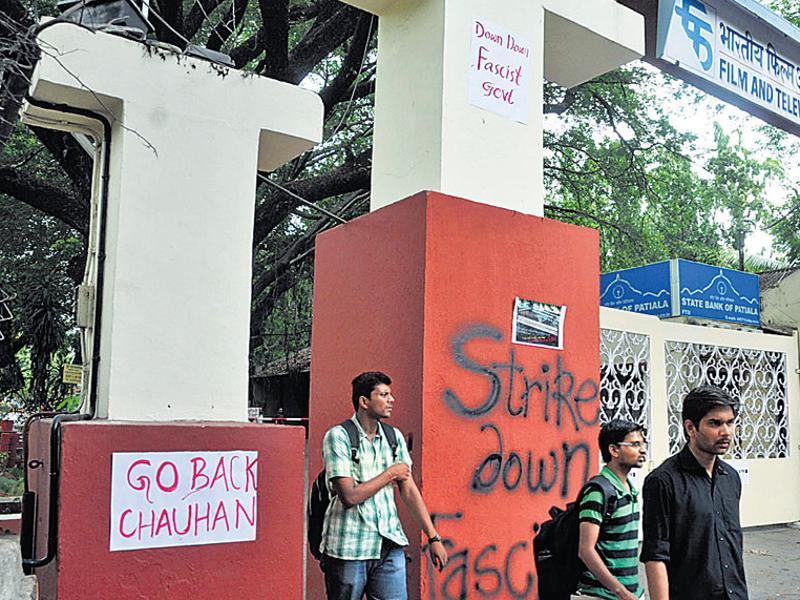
top-left (46, 421), bottom-right (304, 599)
top-left (309, 192), bottom-right (600, 600)
top-left (309, 195), bottom-right (427, 596)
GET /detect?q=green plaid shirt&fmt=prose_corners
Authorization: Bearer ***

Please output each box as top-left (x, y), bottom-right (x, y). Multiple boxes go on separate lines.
top-left (320, 415), bottom-right (412, 560)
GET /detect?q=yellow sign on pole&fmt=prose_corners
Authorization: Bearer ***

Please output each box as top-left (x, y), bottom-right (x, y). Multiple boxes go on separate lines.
top-left (62, 364), bottom-right (83, 386)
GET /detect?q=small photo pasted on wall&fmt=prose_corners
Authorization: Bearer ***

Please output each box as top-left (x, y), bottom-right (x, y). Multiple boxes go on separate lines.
top-left (511, 297), bottom-right (566, 350)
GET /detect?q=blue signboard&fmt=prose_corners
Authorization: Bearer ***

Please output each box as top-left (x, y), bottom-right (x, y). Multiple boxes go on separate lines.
top-left (600, 261), bottom-right (673, 317)
top-left (676, 259), bottom-right (760, 325)
top-left (601, 259), bottom-right (760, 326)
top-left (654, 0), bottom-right (800, 138)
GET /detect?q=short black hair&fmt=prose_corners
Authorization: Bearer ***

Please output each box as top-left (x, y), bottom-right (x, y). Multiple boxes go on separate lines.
top-left (599, 419), bottom-right (645, 463)
top-left (682, 385), bottom-right (738, 437)
top-left (351, 371), bottom-right (392, 411)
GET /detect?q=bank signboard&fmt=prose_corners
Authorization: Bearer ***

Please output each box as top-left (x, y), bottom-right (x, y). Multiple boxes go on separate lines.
top-left (601, 259), bottom-right (760, 326)
top-left (655, 0), bottom-right (800, 136)
top-left (600, 261), bottom-right (673, 317)
top-left (676, 259), bottom-right (760, 324)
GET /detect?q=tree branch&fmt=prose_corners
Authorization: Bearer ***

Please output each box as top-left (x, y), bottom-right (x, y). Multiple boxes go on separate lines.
top-left (31, 127), bottom-right (93, 203)
top-left (153, 0), bottom-right (185, 46)
top-left (259, 0), bottom-right (289, 80)
top-left (206, 0), bottom-right (249, 51)
top-left (0, 164), bottom-right (87, 234)
top-left (543, 87), bottom-right (578, 115)
top-left (184, 0), bottom-right (225, 40)
top-left (230, 27), bottom-right (266, 68)
top-left (318, 12), bottom-right (374, 115)
top-left (285, 4), bottom-right (361, 84)
top-left (249, 191), bottom-right (368, 348)
top-left (252, 149), bottom-right (370, 246)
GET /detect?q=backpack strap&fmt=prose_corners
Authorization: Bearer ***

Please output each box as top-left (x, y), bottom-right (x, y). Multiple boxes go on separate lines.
top-left (339, 419), bottom-right (361, 464)
top-left (584, 474), bottom-right (619, 519)
top-left (380, 422), bottom-right (399, 460)
top-left (339, 419), bottom-right (400, 464)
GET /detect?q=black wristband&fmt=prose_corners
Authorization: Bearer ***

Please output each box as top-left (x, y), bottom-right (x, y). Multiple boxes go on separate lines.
top-left (428, 534), bottom-right (442, 544)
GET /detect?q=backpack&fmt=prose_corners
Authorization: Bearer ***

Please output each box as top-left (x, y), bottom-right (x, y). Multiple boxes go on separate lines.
top-left (533, 475), bottom-right (619, 600)
top-left (307, 419), bottom-right (399, 560)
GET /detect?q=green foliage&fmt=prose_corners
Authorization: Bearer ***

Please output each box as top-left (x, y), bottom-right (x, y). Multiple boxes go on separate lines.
top-left (0, 127), bottom-right (82, 411)
top-left (544, 67), bottom-right (726, 272)
top-left (769, 190), bottom-right (800, 265)
top-left (767, 0), bottom-right (800, 27)
top-left (0, 464), bottom-right (23, 497)
top-left (705, 124), bottom-right (778, 271)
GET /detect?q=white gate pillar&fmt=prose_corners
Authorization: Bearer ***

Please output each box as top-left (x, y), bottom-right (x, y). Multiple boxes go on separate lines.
top-left (341, 0), bottom-right (644, 215)
top-left (24, 23), bottom-right (323, 421)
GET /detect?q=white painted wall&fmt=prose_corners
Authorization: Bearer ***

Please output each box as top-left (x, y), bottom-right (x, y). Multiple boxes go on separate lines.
top-left (601, 307), bottom-right (800, 527)
top-left (340, 0), bottom-right (643, 215)
top-left (762, 270), bottom-right (800, 332)
top-left (25, 23), bottom-right (323, 421)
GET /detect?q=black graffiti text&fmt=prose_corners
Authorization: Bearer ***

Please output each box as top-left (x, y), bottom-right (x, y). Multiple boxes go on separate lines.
top-left (444, 324), bottom-right (599, 431)
top-left (434, 538), bottom-right (534, 600)
top-left (470, 423), bottom-right (590, 498)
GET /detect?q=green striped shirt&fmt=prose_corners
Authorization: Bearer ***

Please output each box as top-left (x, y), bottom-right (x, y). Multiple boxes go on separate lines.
top-left (320, 415), bottom-right (412, 560)
top-left (577, 466), bottom-right (644, 599)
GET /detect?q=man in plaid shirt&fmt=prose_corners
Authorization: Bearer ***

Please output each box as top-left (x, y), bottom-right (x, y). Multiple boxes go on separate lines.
top-left (320, 371), bottom-right (448, 599)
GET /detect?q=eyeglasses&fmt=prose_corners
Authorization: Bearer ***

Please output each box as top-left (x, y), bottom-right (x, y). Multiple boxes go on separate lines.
top-left (615, 441), bottom-right (648, 448)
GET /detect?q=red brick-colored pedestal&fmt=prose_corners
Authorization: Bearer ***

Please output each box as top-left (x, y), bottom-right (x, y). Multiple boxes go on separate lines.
top-left (29, 421), bottom-right (304, 599)
top-left (309, 192), bottom-right (601, 599)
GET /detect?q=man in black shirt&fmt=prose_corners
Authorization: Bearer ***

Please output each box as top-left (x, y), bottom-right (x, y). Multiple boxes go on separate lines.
top-left (640, 385), bottom-right (748, 600)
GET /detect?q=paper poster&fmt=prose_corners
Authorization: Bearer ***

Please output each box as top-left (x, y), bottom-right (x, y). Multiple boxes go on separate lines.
top-left (110, 450), bottom-right (258, 551)
top-left (627, 465), bottom-right (644, 489)
top-left (62, 364), bottom-right (83, 385)
top-left (469, 17), bottom-right (531, 123)
top-left (512, 297), bottom-right (566, 349)
top-left (726, 459), bottom-right (751, 485)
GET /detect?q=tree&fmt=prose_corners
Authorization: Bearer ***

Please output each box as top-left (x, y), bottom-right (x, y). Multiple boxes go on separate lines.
top-left (705, 124), bottom-right (778, 272)
top-left (543, 69), bottom-right (726, 271)
top-left (1, 0), bottom-right (379, 403)
top-left (768, 189), bottom-right (800, 266)
top-left (0, 0), bottom-right (794, 408)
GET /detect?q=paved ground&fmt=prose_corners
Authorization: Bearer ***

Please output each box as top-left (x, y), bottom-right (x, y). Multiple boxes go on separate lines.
top-left (742, 523), bottom-right (800, 599)
top-left (0, 525), bottom-right (798, 598)
top-left (0, 535), bottom-right (35, 600)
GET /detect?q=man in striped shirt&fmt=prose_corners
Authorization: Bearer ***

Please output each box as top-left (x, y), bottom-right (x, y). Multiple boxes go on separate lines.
top-left (320, 371), bottom-right (448, 600)
top-left (575, 419), bottom-right (647, 600)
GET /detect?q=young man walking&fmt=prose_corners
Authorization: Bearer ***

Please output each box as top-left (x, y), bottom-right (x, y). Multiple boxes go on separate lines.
top-left (319, 371), bottom-right (448, 600)
top-left (640, 385), bottom-right (748, 600)
top-left (575, 419), bottom-right (647, 600)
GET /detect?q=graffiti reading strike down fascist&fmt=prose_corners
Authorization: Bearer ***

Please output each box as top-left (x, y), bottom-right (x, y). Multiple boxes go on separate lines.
top-left (470, 423), bottom-right (590, 497)
top-left (109, 450), bottom-right (258, 551)
top-left (428, 323), bottom-right (599, 599)
top-left (444, 324), bottom-right (599, 432)
top-left (428, 512), bottom-right (536, 600)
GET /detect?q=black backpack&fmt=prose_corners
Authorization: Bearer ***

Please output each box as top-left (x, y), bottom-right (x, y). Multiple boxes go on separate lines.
top-left (533, 475), bottom-right (618, 600)
top-left (307, 419), bottom-right (399, 560)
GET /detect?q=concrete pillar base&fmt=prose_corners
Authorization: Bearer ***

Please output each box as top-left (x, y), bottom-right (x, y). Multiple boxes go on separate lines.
top-left (26, 420), bottom-right (304, 599)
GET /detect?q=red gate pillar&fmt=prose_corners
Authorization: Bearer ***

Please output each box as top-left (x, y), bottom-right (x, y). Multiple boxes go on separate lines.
top-left (309, 192), bottom-right (600, 600)
top-left (27, 421), bottom-right (305, 599)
